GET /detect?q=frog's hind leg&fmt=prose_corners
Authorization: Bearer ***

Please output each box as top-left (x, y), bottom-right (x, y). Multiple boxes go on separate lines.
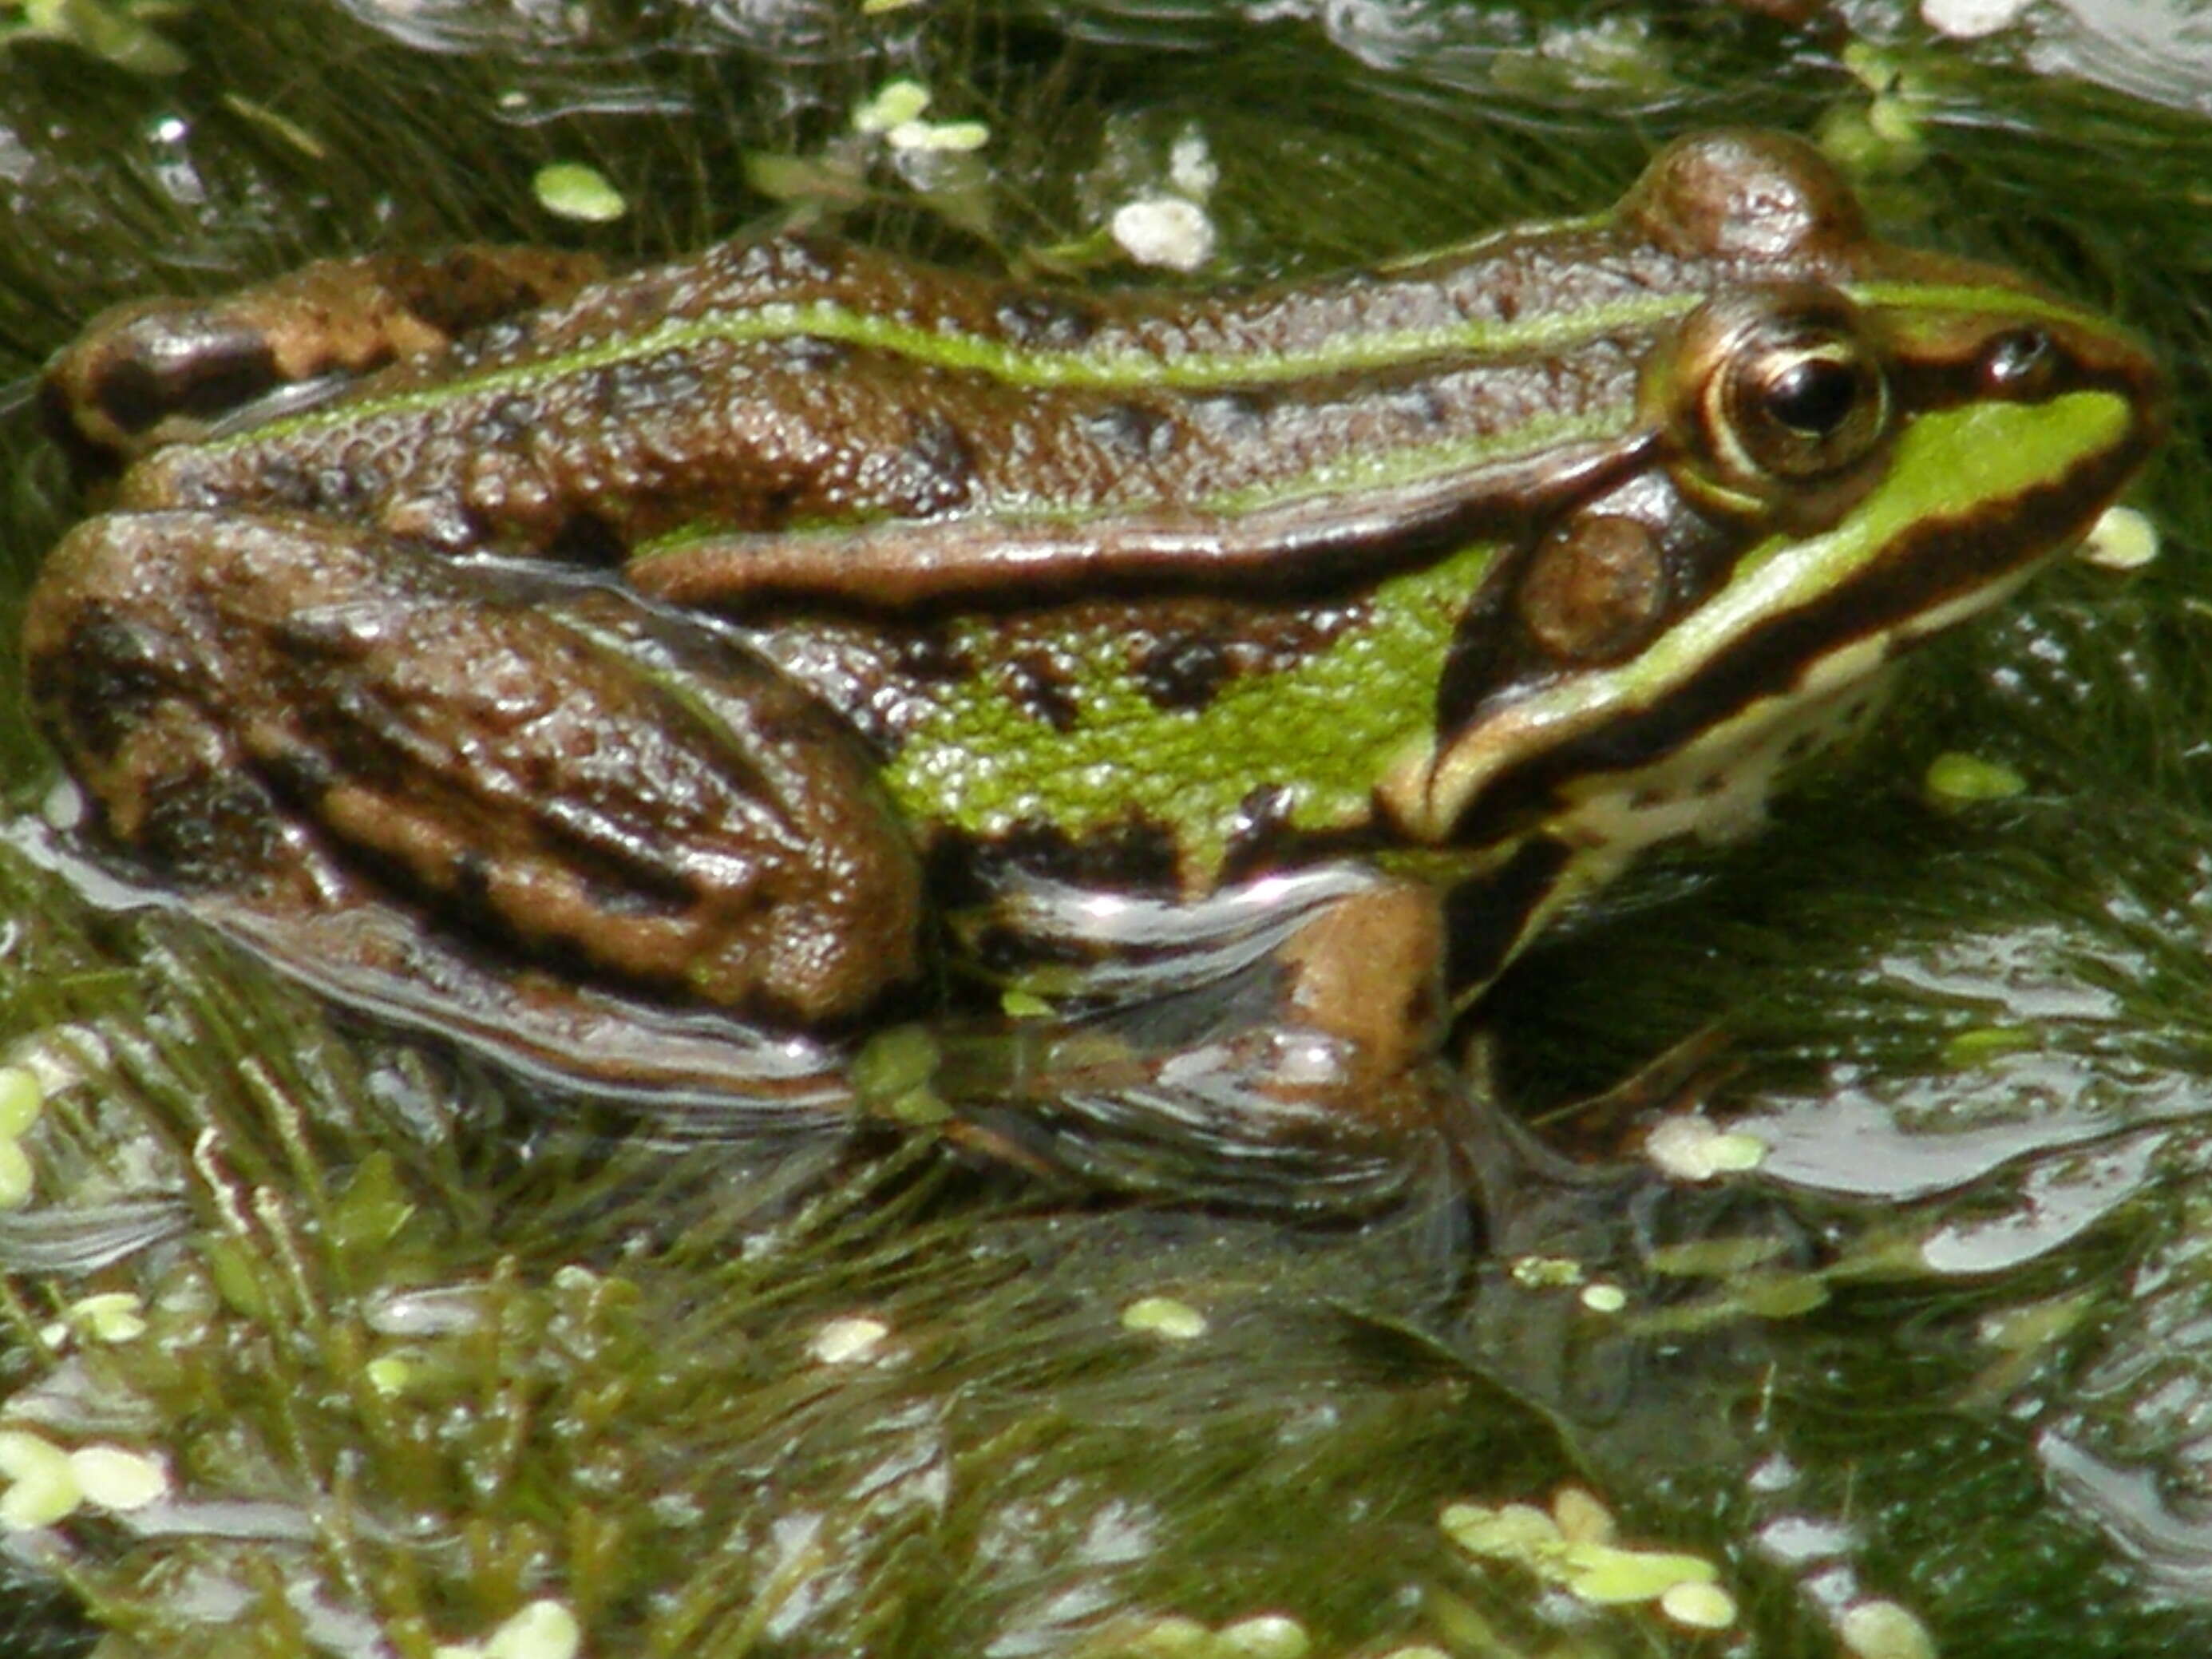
top-left (22, 509), bottom-right (924, 1034)
top-left (23, 513), bottom-right (358, 919)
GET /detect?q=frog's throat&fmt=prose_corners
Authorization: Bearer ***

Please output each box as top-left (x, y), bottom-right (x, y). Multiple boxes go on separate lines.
top-left (1385, 387), bottom-right (2136, 847)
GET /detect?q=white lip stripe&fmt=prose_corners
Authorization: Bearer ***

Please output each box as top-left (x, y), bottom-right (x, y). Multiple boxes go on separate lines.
top-left (1386, 387), bottom-right (2131, 842)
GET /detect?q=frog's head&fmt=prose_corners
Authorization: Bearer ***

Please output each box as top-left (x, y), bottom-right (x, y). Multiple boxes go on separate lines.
top-left (1382, 132), bottom-right (2165, 932)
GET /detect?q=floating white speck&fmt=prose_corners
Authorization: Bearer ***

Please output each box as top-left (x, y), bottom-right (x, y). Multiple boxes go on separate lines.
top-left (854, 79), bottom-right (932, 135)
top-left (1645, 1115), bottom-right (1767, 1181)
top-left (0, 1431), bottom-right (81, 1529)
top-left (69, 1445), bottom-right (168, 1511)
top-left (1110, 197), bottom-right (1217, 272)
top-left (809, 1316), bottom-right (891, 1365)
top-left (1217, 1613), bottom-right (1310, 1659)
top-left (1661, 1579), bottom-right (1738, 1629)
top-left (484, 1598), bottom-right (581, 1659)
top-left (1921, 0), bottom-right (2031, 38)
top-left (1121, 1296), bottom-right (1208, 1340)
top-left (2078, 505), bottom-right (2159, 571)
top-left (1169, 128), bottom-right (1217, 199)
top-left (1838, 1598), bottom-right (1938, 1659)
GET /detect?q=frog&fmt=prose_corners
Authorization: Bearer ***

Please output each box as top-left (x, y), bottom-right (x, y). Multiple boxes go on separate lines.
top-left (19, 131), bottom-right (2164, 1165)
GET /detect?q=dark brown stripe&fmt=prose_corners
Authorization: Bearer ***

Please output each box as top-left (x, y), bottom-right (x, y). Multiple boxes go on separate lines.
top-left (631, 436), bottom-right (1652, 616)
top-left (1444, 834), bottom-right (1574, 990)
top-left (1446, 435), bottom-right (2149, 849)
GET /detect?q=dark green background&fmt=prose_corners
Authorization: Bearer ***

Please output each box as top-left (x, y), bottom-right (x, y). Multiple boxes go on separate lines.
top-left (2, 2), bottom-right (2211, 1654)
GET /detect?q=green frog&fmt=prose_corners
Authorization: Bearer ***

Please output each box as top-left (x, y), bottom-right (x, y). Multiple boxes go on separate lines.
top-left (21, 132), bottom-right (2164, 1150)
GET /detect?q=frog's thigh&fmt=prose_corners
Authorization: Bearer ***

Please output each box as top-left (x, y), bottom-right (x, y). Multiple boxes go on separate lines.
top-left (23, 509), bottom-right (922, 1026)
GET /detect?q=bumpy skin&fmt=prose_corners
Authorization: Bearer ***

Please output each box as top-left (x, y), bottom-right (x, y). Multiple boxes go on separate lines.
top-left (69, 136), bottom-right (1891, 579)
top-left (22, 132), bottom-right (2165, 1051)
top-left (45, 247), bottom-right (603, 473)
top-left (25, 513), bottom-right (919, 1026)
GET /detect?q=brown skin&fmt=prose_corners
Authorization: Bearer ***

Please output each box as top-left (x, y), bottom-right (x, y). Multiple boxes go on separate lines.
top-left (18, 133), bottom-right (2165, 1115)
top-left (46, 247), bottom-right (604, 475)
top-left (70, 132), bottom-right (1903, 592)
top-left (24, 510), bottom-right (919, 1027)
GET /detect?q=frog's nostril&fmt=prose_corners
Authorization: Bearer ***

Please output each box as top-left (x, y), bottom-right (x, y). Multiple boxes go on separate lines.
top-left (1979, 327), bottom-right (2056, 399)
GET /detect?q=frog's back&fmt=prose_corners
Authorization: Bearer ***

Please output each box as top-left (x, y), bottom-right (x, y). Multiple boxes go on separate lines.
top-left (20, 128), bottom-right (2166, 1080)
top-left (111, 133), bottom-right (1927, 586)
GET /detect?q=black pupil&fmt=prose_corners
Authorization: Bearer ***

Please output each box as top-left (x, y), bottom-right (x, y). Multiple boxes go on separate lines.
top-left (1763, 355), bottom-right (1860, 437)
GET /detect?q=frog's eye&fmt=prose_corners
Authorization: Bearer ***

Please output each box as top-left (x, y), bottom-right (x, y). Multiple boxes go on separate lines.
top-left (1648, 287), bottom-right (1895, 517)
top-left (1708, 317), bottom-right (1889, 483)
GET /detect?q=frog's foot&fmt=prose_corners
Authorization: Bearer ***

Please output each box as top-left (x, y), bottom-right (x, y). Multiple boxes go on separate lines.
top-left (23, 508), bottom-right (922, 1034)
top-left (192, 899), bottom-right (862, 1122)
top-left (903, 869), bottom-right (1469, 1211)
top-left (44, 247), bottom-right (605, 475)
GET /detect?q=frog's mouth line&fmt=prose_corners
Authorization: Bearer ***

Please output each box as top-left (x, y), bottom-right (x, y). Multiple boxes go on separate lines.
top-left (1427, 390), bottom-right (2155, 851)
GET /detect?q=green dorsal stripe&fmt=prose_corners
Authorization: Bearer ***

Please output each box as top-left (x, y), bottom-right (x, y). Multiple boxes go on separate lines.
top-left (210, 292), bottom-right (1702, 449)
top-left (204, 275), bottom-right (2120, 456)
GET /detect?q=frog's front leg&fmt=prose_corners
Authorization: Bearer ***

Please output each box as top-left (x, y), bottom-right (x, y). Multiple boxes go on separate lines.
top-left (1260, 877), bottom-right (1450, 1122)
top-left (22, 509), bottom-right (922, 1028)
top-left (910, 864), bottom-right (1466, 1206)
